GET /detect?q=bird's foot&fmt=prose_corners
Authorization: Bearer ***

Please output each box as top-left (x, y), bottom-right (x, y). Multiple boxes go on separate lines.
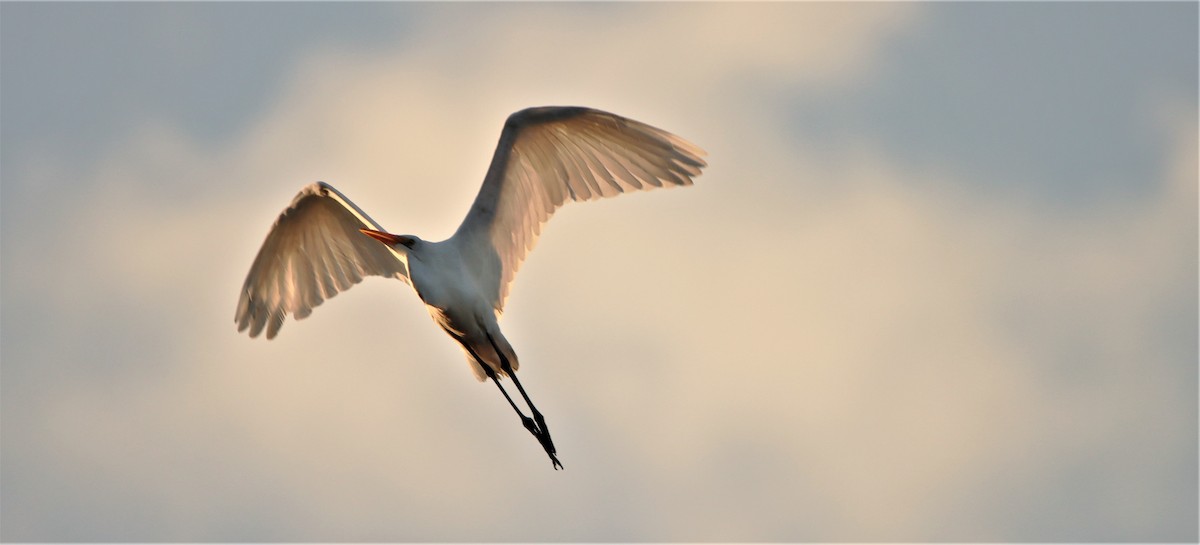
top-left (520, 414), bottom-right (562, 469)
top-left (533, 428), bottom-right (560, 470)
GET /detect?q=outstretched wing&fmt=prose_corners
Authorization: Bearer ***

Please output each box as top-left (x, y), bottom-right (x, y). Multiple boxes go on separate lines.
top-left (451, 106), bottom-right (707, 313)
top-left (236, 181), bottom-right (409, 339)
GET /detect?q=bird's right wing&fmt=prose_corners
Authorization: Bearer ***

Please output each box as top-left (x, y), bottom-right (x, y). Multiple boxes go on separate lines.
top-left (236, 181), bottom-right (409, 339)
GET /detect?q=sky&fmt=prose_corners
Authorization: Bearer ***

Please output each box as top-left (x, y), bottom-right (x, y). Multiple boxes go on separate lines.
top-left (1, 2), bottom-right (1196, 542)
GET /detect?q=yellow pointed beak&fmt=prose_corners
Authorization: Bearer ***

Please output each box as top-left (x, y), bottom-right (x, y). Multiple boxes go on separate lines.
top-left (359, 228), bottom-right (403, 245)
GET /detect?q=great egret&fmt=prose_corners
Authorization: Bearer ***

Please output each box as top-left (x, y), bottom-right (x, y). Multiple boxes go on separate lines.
top-left (235, 106), bottom-right (706, 469)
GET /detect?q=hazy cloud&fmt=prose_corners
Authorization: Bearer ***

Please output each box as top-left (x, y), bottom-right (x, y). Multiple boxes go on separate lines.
top-left (2, 3), bottom-right (1195, 541)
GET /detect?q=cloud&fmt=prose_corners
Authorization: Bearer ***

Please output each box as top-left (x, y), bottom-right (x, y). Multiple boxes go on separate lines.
top-left (3, 3), bottom-right (1194, 541)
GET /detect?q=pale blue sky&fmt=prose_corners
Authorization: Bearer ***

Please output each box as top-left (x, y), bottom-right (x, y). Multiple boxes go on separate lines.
top-left (2, 2), bottom-right (1196, 542)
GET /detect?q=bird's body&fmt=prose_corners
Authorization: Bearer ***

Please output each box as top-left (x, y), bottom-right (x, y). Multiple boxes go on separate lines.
top-left (236, 106), bottom-right (706, 469)
top-left (402, 235), bottom-right (520, 381)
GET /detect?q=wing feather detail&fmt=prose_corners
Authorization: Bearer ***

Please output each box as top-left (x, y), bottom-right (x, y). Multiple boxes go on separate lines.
top-left (236, 181), bottom-right (409, 339)
top-left (452, 106), bottom-right (707, 313)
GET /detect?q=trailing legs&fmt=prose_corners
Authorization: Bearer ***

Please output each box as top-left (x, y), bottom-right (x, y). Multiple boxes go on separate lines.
top-left (463, 341), bottom-right (563, 470)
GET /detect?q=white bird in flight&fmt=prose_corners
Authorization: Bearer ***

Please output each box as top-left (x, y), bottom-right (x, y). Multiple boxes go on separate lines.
top-left (235, 106), bottom-right (706, 469)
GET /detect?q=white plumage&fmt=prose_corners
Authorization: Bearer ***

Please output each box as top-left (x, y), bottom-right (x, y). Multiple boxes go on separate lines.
top-left (236, 106), bottom-right (706, 469)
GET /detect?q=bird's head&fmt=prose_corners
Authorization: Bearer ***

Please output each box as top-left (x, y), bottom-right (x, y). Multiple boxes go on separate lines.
top-left (360, 228), bottom-right (420, 249)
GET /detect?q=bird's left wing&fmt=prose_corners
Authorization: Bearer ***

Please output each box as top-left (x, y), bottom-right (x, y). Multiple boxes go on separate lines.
top-left (451, 106), bottom-right (707, 313)
top-left (236, 181), bottom-right (409, 339)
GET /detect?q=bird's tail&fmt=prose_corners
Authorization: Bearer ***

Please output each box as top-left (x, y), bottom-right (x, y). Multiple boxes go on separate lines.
top-left (459, 333), bottom-right (520, 382)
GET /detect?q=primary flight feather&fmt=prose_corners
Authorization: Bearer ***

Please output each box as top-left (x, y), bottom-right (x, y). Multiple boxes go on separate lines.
top-left (236, 106), bottom-right (707, 469)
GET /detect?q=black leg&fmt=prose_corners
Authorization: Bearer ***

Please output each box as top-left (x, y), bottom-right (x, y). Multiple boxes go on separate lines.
top-left (467, 345), bottom-right (536, 431)
top-left (507, 371), bottom-right (554, 448)
top-left (486, 333), bottom-right (562, 470)
top-left (491, 377), bottom-right (539, 437)
top-left (494, 376), bottom-right (562, 469)
top-left (486, 334), bottom-right (549, 423)
top-left (464, 341), bottom-right (563, 470)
